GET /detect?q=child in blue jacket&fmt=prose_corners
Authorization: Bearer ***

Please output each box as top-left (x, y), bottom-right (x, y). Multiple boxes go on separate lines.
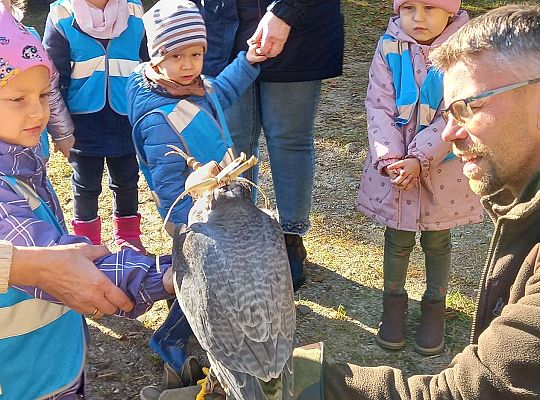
top-left (126, 0), bottom-right (265, 383)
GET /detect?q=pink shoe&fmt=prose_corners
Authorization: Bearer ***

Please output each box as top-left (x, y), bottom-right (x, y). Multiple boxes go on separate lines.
top-left (113, 213), bottom-right (147, 254)
top-left (71, 217), bottom-right (101, 245)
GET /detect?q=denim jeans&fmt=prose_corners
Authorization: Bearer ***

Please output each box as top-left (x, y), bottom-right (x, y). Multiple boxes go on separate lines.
top-left (224, 80), bottom-right (322, 235)
top-left (69, 153), bottom-right (139, 221)
top-left (383, 227), bottom-right (451, 301)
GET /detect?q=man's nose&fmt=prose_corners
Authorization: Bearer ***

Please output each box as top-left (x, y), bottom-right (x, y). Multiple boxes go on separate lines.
top-left (441, 117), bottom-right (468, 142)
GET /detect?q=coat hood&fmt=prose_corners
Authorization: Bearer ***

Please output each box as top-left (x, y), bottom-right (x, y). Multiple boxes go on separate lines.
top-left (385, 10), bottom-right (469, 46)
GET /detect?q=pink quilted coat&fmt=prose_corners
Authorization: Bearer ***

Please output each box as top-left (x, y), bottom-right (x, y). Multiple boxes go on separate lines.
top-left (356, 11), bottom-right (483, 232)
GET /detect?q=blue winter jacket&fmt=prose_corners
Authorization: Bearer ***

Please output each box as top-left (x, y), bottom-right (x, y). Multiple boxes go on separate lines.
top-left (127, 52), bottom-right (260, 226)
top-left (192, 0), bottom-right (344, 82)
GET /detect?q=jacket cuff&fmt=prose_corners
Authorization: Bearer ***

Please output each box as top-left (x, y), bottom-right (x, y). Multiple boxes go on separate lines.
top-left (267, 0), bottom-right (305, 27)
top-left (408, 148), bottom-right (430, 173)
top-left (0, 241), bottom-right (14, 293)
top-left (52, 133), bottom-right (74, 142)
top-left (376, 158), bottom-right (401, 175)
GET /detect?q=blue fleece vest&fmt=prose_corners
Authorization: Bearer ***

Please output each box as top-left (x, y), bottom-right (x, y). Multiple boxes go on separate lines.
top-left (132, 84), bottom-right (235, 221)
top-left (0, 176), bottom-right (85, 400)
top-left (49, 0), bottom-right (144, 115)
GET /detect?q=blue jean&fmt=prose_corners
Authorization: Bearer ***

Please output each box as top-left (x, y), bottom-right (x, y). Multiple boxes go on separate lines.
top-left (69, 153), bottom-right (139, 221)
top-left (383, 227), bottom-right (451, 301)
top-left (224, 80), bottom-right (322, 235)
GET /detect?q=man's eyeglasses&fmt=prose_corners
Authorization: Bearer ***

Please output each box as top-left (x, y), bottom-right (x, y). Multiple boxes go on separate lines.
top-left (441, 77), bottom-right (540, 125)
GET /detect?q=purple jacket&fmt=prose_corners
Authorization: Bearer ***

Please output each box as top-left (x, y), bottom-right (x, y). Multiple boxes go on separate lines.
top-left (357, 11), bottom-right (483, 232)
top-left (0, 141), bottom-right (171, 317)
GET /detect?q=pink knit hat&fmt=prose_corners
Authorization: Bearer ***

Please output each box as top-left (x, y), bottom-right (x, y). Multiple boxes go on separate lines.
top-left (0, 3), bottom-right (52, 88)
top-left (393, 0), bottom-right (461, 14)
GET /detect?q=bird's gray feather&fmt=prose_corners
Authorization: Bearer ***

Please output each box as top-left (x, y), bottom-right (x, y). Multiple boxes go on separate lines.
top-left (173, 186), bottom-right (295, 399)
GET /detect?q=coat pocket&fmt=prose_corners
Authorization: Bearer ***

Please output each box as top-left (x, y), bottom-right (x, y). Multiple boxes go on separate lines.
top-left (358, 157), bottom-right (393, 207)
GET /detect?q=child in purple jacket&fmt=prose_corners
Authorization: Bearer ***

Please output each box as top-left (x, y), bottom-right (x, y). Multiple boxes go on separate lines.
top-left (357, 0), bottom-right (482, 355)
top-left (0, 10), bottom-right (173, 398)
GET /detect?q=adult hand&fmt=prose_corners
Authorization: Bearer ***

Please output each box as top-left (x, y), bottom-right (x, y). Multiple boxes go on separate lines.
top-left (247, 11), bottom-right (291, 58)
top-left (12, 243), bottom-right (134, 317)
top-left (53, 135), bottom-right (75, 158)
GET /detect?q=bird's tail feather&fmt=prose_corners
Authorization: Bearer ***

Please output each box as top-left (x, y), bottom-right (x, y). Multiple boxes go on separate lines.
top-left (212, 359), bottom-right (293, 400)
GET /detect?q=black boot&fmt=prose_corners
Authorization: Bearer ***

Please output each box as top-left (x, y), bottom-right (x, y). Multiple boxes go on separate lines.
top-left (376, 293), bottom-right (408, 350)
top-left (414, 297), bottom-right (446, 355)
top-left (284, 233), bottom-right (307, 291)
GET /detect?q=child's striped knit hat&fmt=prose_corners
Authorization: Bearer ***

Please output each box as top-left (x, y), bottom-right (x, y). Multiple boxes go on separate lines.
top-left (143, 0), bottom-right (207, 66)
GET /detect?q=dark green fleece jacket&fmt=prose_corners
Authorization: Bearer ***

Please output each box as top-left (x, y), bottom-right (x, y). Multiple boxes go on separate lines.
top-left (323, 172), bottom-right (540, 399)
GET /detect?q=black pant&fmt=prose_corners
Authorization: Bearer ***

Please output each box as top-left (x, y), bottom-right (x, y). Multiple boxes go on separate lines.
top-left (69, 153), bottom-right (139, 221)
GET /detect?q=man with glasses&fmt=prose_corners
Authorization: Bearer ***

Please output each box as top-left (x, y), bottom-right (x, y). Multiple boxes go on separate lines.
top-left (314, 5), bottom-right (540, 399)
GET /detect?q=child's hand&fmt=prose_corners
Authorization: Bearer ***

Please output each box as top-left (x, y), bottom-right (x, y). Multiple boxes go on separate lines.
top-left (246, 43), bottom-right (268, 65)
top-left (53, 135), bottom-right (75, 158)
top-left (383, 165), bottom-right (400, 180)
top-left (387, 158), bottom-right (421, 191)
top-left (388, 158), bottom-right (421, 177)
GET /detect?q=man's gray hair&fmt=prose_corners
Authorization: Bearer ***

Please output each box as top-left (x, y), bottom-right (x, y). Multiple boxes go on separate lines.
top-left (431, 4), bottom-right (540, 73)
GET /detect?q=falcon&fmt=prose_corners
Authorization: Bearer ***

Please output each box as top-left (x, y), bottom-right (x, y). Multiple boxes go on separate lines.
top-left (170, 151), bottom-right (296, 400)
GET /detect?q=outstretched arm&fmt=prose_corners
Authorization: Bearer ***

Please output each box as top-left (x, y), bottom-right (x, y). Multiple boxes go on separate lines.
top-left (6, 242), bottom-right (134, 316)
top-left (0, 182), bottom-right (173, 319)
top-left (323, 247), bottom-right (540, 399)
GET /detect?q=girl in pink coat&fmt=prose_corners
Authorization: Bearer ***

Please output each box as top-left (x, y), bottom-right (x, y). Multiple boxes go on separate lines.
top-left (357, 0), bottom-right (482, 355)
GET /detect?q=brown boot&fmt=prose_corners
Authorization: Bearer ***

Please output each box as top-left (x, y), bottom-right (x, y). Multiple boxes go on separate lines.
top-left (414, 298), bottom-right (446, 355)
top-left (376, 293), bottom-right (408, 350)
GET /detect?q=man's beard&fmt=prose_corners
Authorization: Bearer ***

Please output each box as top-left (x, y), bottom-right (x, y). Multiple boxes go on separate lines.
top-left (452, 141), bottom-right (504, 196)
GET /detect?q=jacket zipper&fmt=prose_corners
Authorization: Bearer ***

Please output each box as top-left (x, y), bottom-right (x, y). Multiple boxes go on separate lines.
top-left (103, 40), bottom-right (111, 111)
top-left (469, 219), bottom-right (501, 343)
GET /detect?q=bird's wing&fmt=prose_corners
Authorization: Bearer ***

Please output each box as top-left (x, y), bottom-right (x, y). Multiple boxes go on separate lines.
top-left (179, 200), bottom-right (295, 382)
